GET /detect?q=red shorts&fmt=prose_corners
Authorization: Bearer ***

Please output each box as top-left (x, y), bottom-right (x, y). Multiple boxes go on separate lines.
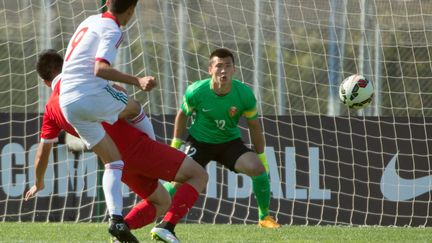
top-left (103, 120), bottom-right (186, 199)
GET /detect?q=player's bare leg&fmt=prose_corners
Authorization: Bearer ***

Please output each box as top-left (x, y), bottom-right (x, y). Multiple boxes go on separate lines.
top-left (119, 99), bottom-right (156, 139)
top-left (124, 183), bottom-right (171, 230)
top-left (171, 157), bottom-right (208, 192)
top-left (146, 183), bottom-right (171, 217)
top-left (92, 134), bottom-right (122, 163)
top-left (92, 135), bottom-right (139, 242)
top-left (118, 99), bottom-right (141, 120)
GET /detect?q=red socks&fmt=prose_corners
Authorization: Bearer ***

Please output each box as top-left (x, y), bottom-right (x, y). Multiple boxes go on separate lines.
top-left (124, 183), bottom-right (199, 229)
top-left (162, 183), bottom-right (199, 225)
top-left (124, 199), bottom-right (156, 229)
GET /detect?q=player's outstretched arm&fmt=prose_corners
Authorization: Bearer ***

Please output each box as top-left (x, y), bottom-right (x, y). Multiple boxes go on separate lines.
top-left (94, 61), bottom-right (157, 91)
top-left (24, 142), bottom-right (53, 200)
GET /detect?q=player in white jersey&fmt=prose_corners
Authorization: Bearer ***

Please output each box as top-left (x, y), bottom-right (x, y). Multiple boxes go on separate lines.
top-left (59, 1), bottom-right (154, 242)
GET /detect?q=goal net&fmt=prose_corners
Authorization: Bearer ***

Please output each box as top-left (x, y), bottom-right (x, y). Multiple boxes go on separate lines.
top-left (0, 0), bottom-right (431, 227)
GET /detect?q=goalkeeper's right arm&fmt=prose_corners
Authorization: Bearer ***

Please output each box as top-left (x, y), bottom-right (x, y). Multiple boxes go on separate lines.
top-left (171, 109), bottom-right (188, 148)
top-left (171, 137), bottom-right (184, 149)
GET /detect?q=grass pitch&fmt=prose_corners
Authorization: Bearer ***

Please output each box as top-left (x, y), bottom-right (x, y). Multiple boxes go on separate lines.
top-left (1, 222), bottom-right (431, 242)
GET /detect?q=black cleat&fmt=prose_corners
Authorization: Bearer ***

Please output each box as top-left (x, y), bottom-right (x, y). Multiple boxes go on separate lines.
top-left (108, 215), bottom-right (139, 243)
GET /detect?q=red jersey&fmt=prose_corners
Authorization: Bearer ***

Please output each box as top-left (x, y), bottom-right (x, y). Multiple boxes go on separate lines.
top-left (41, 76), bottom-right (79, 142)
top-left (41, 76), bottom-right (186, 198)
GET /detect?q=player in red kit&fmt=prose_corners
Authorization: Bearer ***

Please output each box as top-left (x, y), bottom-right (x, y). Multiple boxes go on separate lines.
top-left (25, 49), bottom-right (207, 243)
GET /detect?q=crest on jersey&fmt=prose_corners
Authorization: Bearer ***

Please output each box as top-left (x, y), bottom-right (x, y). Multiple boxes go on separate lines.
top-left (229, 106), bottom-right (238, 117)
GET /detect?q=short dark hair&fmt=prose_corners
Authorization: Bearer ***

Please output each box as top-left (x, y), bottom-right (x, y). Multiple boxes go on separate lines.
top-left (36, 49), bottom-right (63, 81)
top-left (209, 48), bottom-right (235, 65)
top-left (109, 0), bottom-right (139, 14)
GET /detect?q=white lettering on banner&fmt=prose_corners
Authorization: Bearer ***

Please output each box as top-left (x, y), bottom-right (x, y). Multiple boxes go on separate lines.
top-left (56, 145), bottom-right (130, 197)
top-left (285, 147), bottom-right (331, 199)
top-left (285, 147), bottom-right (307, 199)
top-left (28, 143), bottom-right (54, 196)
top-left (266, 147), bottom-right (284, 198)
top-left (202, 146), bottom-right (331, 200)
top-left (308, 147), bottom-right (331, 200)
top-left (0, 142), bottom-right (109, 198)
top-left (76, 152), bottom-right (97, 197)
top-left (56, 144), bottom-right (74, 197)
top-left (205, 162), bottom-right (217, 198)
top-left (1, 142), bottom-right (327, 200)
top-left (228, 170), bottom-right (250, 198)
top-left (1, 143), bottom-right (26, 197)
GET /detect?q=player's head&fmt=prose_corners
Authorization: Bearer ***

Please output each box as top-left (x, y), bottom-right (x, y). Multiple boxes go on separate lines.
top-left (108, 0), bottom-right (139, 25)
top-left (36, 49), bottom-right (63, 87)
top-left (209, 48), bottom-right (235, 66)
top-left (208, 48), bottom-right (236, 85)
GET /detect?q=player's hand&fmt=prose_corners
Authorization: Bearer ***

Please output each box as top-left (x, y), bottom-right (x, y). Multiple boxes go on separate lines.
top-left (138, 76), bottom-right (157, 91)
top-left (171, 137), bottom-right (184, 149)
top-left (25, 182), bottom-right (44, 201)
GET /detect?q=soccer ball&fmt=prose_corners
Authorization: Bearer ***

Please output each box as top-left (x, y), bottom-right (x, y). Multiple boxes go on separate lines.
top-left (339, 74), bottom-right (374, 110)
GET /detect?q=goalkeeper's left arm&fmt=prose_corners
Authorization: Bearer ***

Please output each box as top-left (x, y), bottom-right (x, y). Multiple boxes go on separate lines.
top-left (246, 118), bottom-right (269, 173)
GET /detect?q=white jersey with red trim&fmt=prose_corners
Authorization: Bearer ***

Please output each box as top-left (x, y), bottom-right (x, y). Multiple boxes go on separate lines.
top-left (60, 12), bottom-right (124, 106)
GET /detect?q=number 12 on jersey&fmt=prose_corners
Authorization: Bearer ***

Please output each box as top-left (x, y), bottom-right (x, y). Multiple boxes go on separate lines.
top-left (215, 120), bottom-right (226, 130)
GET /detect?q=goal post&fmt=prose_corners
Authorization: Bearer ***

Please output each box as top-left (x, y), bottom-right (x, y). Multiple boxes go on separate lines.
top-left (0, 0), bottom-right (431, 227)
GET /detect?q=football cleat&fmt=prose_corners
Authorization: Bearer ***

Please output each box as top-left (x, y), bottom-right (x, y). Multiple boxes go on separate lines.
top-left (150, 227), bottom-right (180, 243)
top-left (108, 215), bottom-right (139, 243)
top-left (258, 215), bottom-right (281, 228)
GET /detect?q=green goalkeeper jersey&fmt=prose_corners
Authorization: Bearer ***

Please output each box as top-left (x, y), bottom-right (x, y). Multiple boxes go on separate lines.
top-left (181, 78), bottom-right (258, 144)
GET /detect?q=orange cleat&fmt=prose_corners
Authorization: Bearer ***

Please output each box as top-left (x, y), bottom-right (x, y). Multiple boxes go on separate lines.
top-left (258, 215), bottom-right (281, 228)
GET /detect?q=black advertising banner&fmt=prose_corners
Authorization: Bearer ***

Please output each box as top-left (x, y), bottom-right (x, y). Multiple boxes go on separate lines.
top-left (1, 114), bottom-right (431, 226)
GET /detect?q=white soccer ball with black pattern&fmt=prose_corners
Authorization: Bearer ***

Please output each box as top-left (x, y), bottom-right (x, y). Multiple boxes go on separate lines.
top-left (339, 74), bottom-right (374, 110)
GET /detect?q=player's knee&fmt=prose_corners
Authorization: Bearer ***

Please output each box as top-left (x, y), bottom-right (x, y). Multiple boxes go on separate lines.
top-left (192, 162), bottom-right (208, 191)
top-left (92, 134), bottom-right (122, 163)
top-left (120, 99), bottom-right (141, 120)
top-left (249, 162), bottom-right (266, 176)
top-left (181, 157), bottom-right (208, 192)
top-left (195, 164), bottom-right (208, 184)
top-left (201, 166), bottom-right (208, 182)
top-left (236, 158), bottom-right (265, 177)
top-left (129, 99), bottom-right (141, 115)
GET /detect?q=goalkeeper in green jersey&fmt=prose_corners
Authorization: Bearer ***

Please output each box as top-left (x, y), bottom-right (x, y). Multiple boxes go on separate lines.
top-left (164, 48), bottom-right (280, 228)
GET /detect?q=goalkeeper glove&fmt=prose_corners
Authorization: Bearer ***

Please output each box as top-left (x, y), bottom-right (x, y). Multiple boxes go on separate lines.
top-left (171, 137), bottom-right (184, 149)
top-left (257, 152), bottom-right (269, 173)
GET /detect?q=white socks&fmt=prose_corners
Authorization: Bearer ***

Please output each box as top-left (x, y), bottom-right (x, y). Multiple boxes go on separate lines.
top-left (103, 160), bottom-right (124, 216)
top-left (129, 107), bottom-right (156, 140)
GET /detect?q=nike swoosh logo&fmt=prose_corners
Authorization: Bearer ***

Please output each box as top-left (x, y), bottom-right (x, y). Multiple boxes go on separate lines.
top-left (202, 108), bottom-right (211, 112)
top-left (380, 154), bottom-right (432, 201)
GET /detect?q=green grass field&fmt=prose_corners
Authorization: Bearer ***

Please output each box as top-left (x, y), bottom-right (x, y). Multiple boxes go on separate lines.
top-left (1, 222), bottom-right (431, 243)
